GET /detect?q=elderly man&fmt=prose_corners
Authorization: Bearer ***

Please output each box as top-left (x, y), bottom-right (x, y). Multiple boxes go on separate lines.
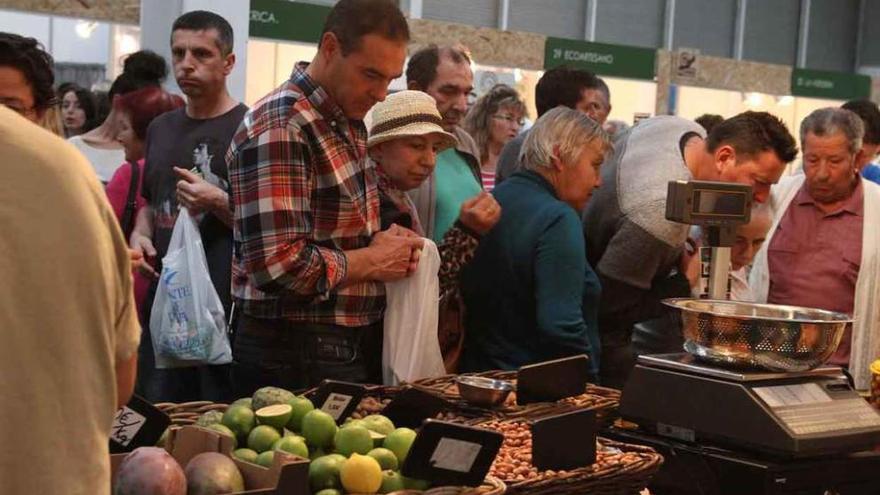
top-left (406, 44), bottom-right (487, 242)
top-left (752, 107), bottom-right (880, 391)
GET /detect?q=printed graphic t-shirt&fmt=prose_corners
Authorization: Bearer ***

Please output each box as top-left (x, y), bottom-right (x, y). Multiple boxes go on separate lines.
top-left (141, 104), bottom-right (248, 313)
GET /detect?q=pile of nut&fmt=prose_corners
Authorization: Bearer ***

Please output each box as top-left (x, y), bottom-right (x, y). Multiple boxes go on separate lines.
top-left (350, 396), bottom-right (391, 419)
top-left (349, 394), bottom-right (473, 423)
top-left (481, 420), bottom-right (642, 484)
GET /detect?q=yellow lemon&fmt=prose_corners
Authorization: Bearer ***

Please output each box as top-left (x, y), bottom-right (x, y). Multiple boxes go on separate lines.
top-left (340, 453), bottom-right (382, 494)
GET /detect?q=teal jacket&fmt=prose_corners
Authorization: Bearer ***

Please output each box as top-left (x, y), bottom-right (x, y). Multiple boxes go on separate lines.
top-left (460, 171), bottom-right (601, 376)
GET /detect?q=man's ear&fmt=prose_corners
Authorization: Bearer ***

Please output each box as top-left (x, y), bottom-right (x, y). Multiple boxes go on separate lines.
top-left (714, 144), bottom-right (736, 173)
top-left (318, 31), bottom-right (341, 61)
top-left (223, 52), bottom-right (236, 76)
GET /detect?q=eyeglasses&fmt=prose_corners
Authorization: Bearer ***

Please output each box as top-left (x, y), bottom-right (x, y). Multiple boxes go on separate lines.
top-left (0, 99), bottom-right (37, 117)
top-left (492, 114), bottom-right (525, 127)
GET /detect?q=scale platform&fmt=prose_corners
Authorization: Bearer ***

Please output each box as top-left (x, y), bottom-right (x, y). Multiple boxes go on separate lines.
top-left (620, 353), bottom-right (880, 458)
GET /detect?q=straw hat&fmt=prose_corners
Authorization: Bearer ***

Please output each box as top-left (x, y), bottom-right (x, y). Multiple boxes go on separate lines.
top-left (367, 90), bottom-right (458, 150)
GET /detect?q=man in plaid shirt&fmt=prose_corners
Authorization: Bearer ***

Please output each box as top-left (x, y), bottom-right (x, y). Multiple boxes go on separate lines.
top-left (227, 0), bottom-right (421, 394)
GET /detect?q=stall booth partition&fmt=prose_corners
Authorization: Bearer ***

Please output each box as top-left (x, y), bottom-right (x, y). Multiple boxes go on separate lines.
top-left (543, 37), bottom-right (658, 128)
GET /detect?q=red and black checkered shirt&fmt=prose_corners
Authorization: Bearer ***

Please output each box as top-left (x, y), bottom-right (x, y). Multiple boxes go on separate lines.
top-left (226, 63), bottom-right (383, 327)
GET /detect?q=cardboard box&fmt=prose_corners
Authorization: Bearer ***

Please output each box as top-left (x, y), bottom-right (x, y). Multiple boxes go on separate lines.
top-left (111, 426), bottom-right (309, 494)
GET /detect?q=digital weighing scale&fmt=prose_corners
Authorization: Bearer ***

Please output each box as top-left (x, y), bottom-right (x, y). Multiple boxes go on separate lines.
top-left (612, 181), bottom-right (880, 493)
top-left (620, 353), bottom-right (880, 458)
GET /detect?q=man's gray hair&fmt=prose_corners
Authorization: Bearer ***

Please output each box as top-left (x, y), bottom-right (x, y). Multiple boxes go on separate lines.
top-left (520, 106), bottom-right (610, 172)
top-left (800, 107), bottom-right (865, 155)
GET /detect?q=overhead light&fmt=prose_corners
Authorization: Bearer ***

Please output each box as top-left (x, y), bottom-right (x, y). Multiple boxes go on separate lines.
top-left (119, 33), bottom-right (138, 55)
top-left (743, 92), bottom-right (763, 107)
top-left (75, 21), bottom-right (99, 39)
top-left (777, 95), bottom-right (795, 106)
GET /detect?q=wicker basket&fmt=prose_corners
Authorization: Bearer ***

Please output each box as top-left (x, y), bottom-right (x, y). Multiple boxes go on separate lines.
top-left (478, 418), bottom-right (662, 495)
top-left (414, 371), bottom-right (621, 425)
top-left (154, 383), bottom-right (477, 428)
top-left (386, 476), bottom-right (506, 495)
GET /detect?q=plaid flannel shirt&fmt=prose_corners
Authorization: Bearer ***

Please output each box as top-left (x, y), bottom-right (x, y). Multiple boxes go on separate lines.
top-left (227, 63), bottom-right (383, 327)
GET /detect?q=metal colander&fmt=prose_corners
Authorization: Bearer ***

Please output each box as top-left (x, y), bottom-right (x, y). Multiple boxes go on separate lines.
top-left (663, 298), bottom-right (852, 372)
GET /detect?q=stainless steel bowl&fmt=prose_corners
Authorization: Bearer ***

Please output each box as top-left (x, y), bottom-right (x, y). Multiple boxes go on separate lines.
top-left (663, 298), bottom-right (852, 372)
top-left (455, 376), bottom-right (515, 407)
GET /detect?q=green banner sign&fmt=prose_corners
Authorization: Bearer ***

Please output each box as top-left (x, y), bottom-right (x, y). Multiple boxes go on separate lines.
top-left (544, 37), bottom-right (656, 80)
top-left (250, 0), bottom-right (330, 44)
top-left (791, 68), bottom-right (871, 100)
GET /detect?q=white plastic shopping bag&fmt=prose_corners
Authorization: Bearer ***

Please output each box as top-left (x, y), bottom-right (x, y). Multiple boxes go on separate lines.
top-left (149, 207), bottom-right (232, 368)
top-left (382, 239), bottom-right (446, 385)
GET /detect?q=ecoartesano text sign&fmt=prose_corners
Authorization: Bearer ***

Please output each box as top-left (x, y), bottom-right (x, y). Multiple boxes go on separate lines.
top-left (791, 68), bottom-right (871, 100)
top-left (249, 0), bottom-right (330, 44)
top-left (544, 37), bottom-right (656, 81)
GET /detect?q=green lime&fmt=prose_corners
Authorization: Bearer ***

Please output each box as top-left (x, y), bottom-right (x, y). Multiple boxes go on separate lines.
top-left (222, 405), bottom-right (256, 441)
top-left (256, 404), bottom-right (293, 430)
top-left (256, 450), bottom-right (275, 468)
top-left (287, 397), bottom-right (315, 432)
top-left (333, 425), bottom-right (373, 457)
top-left (380, 470), bottom-right (406, 493)
top-left (247, 425), bottom-right (282, 453)
top-left (362, 415), bottom-right (395, 436)
top-left (367, 448), bottom-right (399, 471)
top-left (309, 454), bottom-right (347, 492)
top-left (302, 410), bottom-right (338, 449)
top-left (272, 435), bottom-right (309, 458)
top-left (383, 428), bottom-right (417, 465)
top-left (232, 448), bottom-right (259, 463)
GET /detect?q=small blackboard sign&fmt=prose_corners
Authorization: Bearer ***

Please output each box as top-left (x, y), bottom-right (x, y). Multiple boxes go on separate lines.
top-left (531, 409), bottom-right (597, 471)
top-left (310, 380), bottom-right (366, 425)
top-left (402, 420), bottom-right (503, 487)
top-left (381, 386), bottom-right (451, 429)
top-left (109, 394), bottom-right (171, 453)
top-left (516, 355), bottom-right (590, 404)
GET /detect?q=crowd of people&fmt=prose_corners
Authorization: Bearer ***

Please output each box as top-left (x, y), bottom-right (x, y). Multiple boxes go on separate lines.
top-left (3, 0), bottom-right (880, 492)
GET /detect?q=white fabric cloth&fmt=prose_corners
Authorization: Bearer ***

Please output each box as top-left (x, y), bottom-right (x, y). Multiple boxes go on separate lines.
top-left (730, 266), bottom-right (755, 302)
top-left (382, 239), bottom-right (446, 385)
top-left (68, 135), bottom-right (125, 184)
top-left (750, 174), bottom-right (880, 390)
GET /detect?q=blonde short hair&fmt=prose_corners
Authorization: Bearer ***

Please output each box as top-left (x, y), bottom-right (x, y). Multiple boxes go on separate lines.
top-left (520, 106), bottom-right (610, 171)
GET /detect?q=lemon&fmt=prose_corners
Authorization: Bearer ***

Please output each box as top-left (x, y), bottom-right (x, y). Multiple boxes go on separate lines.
top-left (340, 453), bottom-right (382, 494)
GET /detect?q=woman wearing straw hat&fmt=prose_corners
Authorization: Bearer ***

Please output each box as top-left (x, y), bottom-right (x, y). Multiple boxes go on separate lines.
top-left (367, 90), bottom-right (501, 371)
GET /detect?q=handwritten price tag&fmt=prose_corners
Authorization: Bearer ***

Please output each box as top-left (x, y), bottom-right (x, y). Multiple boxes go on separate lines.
top-left (111, 406), bottom-right (147, 447)
top-left (321, 393), bottom-right (353, 421)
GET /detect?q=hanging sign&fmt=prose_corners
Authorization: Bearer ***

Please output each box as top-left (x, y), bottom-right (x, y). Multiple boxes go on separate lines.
top-left (544, 37), bottom-right (656, 80)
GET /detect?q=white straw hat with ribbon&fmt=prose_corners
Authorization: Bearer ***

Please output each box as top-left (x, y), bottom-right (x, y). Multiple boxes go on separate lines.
top-left (367, 90), bottom-right (458, 150)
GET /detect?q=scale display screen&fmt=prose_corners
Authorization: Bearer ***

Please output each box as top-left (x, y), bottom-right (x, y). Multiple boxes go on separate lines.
top-left (753, 384), bottom-right (880, 436)
top-left (692, 189), bottom-right (748, 217)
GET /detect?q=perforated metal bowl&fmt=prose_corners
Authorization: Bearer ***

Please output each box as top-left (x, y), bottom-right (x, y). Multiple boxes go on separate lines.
top-left (663, 298), bottom-right (852, 372)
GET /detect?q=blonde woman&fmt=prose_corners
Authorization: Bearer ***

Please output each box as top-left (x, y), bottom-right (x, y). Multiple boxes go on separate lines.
top-left (463, 84), bottom-right (527, 190)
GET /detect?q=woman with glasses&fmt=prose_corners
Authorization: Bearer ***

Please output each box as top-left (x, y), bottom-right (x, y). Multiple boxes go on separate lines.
top-left (464, 84), bottom-right (527, 191)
